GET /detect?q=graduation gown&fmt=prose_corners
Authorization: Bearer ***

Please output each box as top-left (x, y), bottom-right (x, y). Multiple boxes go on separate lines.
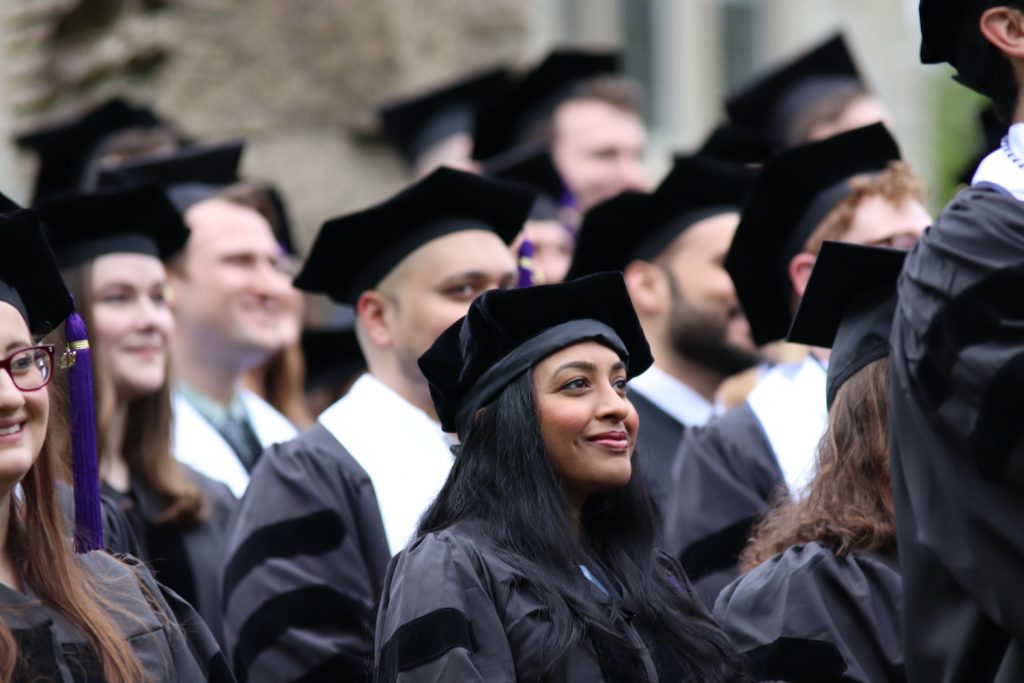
top-left (6, 550), bottom-right (233, 682)
top-left (714, 542), bottom-right (904, 683)
top-left (374, 519), bottom-right (713, 682)
top-left (662, 403), bottom-right (785, 607)
top-left (172, 389), bottom-right (298, 498)
top-left (890, 183), bottom-right (1024, 682)
top-left (629, 389), bottom-right (686, 505)
top-left (103, 466), bottom-right (237, 647)
top-left (219, 423), bottom-right (391, 683)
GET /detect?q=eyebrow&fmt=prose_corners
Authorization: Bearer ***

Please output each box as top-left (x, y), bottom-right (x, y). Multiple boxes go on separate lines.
top-left (4, 341), bottom-right (30, 354)
top-left (550, 359), bottom-right (627, 376)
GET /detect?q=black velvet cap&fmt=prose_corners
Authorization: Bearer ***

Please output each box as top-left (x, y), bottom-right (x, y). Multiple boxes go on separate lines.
top-left (472, 49), bottom-right (620, 160)
top-left (788, 241), bottom-right (906, 408)
top-left (567, 155), bottom-right (756, 279)
top-left (0, 195), bottom-right (74, 335)
top-left (483, 142), bottom-right (570, 221)
top-left (726, 33), bottom-right (862, 146)
top-left (697, 122), bottom-right (776, 165)
top-left (15, 98), bottom-right (171, 205)
top-left (419, 271), bottom-right (653, 436)
top-left (726, 123), bottom-right (901, 346)
top-left (301, 324), bottom-right (365, 392)
top-left (295, 166), bottom-right (536, 305)
top-left (95, 139), bottom-right (244, 211)
top-left (36, 185), bottom-right (189, 268)
top-left (380, 67), bottom-right (510, 166)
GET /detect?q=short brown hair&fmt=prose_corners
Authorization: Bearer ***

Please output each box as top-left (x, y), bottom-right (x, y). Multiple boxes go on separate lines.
top-left (527, 74), bottom-right (646, 145)
top-left (803, 160), bottom-right (926, 255)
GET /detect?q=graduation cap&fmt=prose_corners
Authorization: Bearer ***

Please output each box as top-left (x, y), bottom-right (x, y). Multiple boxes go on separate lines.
top-left (95, 140), bottom-right (245, 212)
top-left (567, 155), bottom-right (757, 279)
top-left (419, 271), bottom-right (652, 437)
top-left (301, 323), bottom-right (365, 394)
top-left (726, 33), bottom-right (864, 147)
top-left (472, 49), bottom-right (621, 160)
top-left (15, 98), bottom-right (173, 205)
top-left (788, 241), bottom-right (906, 408)
top-left (483, 142), bottom-right (575, 222)
top-left (295, 166), bottom-right (536, 305)
top-left (380, 67), bottom-right (511, 167)
top-left (697, 122), bottom-right (776, 165)
top-left (726, 122), bottom-right (900, 346)
top-left (35, 185), bottom-right (190, 268)
top-left (0, 197), bottom-right (103, 553)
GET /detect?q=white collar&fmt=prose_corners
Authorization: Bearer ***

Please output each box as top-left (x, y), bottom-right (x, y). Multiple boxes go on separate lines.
top-left (628, 365), bottom-right (715, 427)
top-left (972, 122), bottom-right (1024, 200)
top-left (318, 374), bottom-right (454, 554)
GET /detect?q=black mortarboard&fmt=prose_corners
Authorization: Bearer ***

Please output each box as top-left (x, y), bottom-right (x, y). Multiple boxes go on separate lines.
top-left (483, 142), bottom-right (573, 222)
top-left (301, 324), bottom-right (365, 393)
top-left (95, 140), bottom-right (244, 211)
top-left (726, 123), bottom-right (900, 346)
top-left (36, 185), bottom-right (189, 268)
top-left (0, 201), bottom-right (74, 335)
top-left (380, 67), bottom-right (510, 167)
top-left (15, 98), bottom-right (170, 205)
top-left (295, 167), bottom-right (535, 305)
top-left (726, 33), bottom-right (863, 146)
top-left (697, 122), bottom-right (776, 165)
top-left (567, 155), bottom-right (757, 279)
top-left (419, 271), bottom-right (652, 436)
top-left (788, 241), bottom-right (905, 408)
top-left (472, 49), bottom-right (621, 160)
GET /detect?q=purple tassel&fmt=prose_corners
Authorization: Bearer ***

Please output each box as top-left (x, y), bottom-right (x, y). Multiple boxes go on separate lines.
top-left (63, 311), bottom-right (104, 553)
top-left (516, 238), bottom-right (536, 288)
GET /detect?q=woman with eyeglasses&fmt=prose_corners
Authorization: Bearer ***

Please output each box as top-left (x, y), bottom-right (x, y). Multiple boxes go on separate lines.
top-left (36, 185), bottom-right (237, 646)
top-left (0, 202), bottom-right (231, 681)
top-left (374, 273), bottom-right (750, 682)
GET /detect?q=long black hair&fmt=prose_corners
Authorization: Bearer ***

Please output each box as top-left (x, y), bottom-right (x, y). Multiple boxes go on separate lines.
top-left (418, 370), bottom-right (749, 681)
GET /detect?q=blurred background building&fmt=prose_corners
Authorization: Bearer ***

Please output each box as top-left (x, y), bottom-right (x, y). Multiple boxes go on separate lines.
top-left (0, 0), bottom-right (986, 251)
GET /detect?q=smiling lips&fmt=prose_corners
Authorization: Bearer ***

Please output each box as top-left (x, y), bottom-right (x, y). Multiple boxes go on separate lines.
top-left (0, 419), bottom-right (24, 441)
top-left (585, 430), bottom-right (631, 452)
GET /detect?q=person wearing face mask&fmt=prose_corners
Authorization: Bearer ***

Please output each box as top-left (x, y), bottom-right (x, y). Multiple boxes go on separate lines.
top-left (36, 184), bottom-right (238, 647)
top-left (374, 273), bottom-right (749, 682)
top-left (219, 167), bottom-right (532, 683)
top-left (0, 199), bottom-right (232, 682)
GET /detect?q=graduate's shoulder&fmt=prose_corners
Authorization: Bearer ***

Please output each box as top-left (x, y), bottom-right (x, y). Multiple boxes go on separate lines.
top-left (255, 422), bottom-right (373, 487)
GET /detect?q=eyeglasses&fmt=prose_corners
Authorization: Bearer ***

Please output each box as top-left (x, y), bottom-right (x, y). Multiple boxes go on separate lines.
top-left (0, 346), bottom-right (55, 392)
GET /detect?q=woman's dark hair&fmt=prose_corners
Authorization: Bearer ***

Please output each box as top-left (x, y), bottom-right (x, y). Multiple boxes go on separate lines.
top-left (418, 370), bottom-right (748, 681)
top-left (741, 357), bottom-right (895, 571)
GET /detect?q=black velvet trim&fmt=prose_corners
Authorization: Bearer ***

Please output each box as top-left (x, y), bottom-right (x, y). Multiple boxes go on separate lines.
top-left (233, 585), bottom-right (368, 683)
top-left (221, 509), bottom-right (346, 609)
top-left (376, 608), bottom-right (478, 683)
top-left (679, 516), bottom-right (757, 581)
top-left (12, 624), bottom-right (63, 682)
top-left (296, 652), bottom-right (373, 683)
top-left (745, 636), bottom-right (847, 682)
top-left (146, 523), bottom-right (199, 617)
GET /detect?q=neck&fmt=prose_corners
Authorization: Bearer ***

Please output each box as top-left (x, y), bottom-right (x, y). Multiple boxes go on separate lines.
top-left (364, 360), bottom-right (440, 423)
top-left (102, 401), bottom-right (131, 492)
top-left (0, 493), bottom-right (19, 591)
top-left (241, 364), bottom-right (268, 399)
top-left (171, 330), bottom-right (243, 405)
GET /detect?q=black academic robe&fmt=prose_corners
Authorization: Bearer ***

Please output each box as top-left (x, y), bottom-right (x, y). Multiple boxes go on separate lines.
top-left (103, 466), bottom-right (237, 647)
top-left (890, 183), bottom-right (1024, 682)
top-left (374, 519), bottom-right (729, 682)
top-left (220, 424), bottom-right (391, 683)
top-left (630, 389), bottom-right (686, 508)
top-left (715, 542), bottom-right (904, 683)
top-left (6, 550), bottom-right (233, 682)
top-left (661, 404), bottom-right (785, 607)
top-left (56, 483), bottom-right (143, 557)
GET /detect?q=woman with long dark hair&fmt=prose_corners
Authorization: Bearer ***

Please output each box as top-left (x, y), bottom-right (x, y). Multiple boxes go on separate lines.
top-left (0, 201), bottom-right (230, 681)
top-left (375, 272), bottom-right (749, 682)
top-left (36, 185), bottom-right (237, 645)
top-left (714, 242), bottom-right (906, 683)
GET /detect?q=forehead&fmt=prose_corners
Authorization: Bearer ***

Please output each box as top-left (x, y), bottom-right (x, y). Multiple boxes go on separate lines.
top-left (185, 198), bottom-right (278, 253)
top-left (536, 340), bottom-right (624, 373)
top-left (844, 195), bottom-right (930, 242)
top-left (552, 100), bottom-right (645, 143)
top-left (666, 212), bottom-right (740, 258)
top-left (0, 301), bottom-right (31, 346)
top-left (399, 230), bottom-right (516, 280)
top-left (91, 253), bottom-right (167, 287)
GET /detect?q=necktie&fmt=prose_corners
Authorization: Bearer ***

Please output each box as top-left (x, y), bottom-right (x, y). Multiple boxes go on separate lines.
top-left (219, 415), bottom-right (264, 472)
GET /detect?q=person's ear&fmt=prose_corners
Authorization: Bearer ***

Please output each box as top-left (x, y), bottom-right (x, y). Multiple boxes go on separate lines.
top-left (788, 252), bottom-right (817, 300)
top-left (623, 261), bottom-right (669, 317)
top-left (980, 6), bottom-right (1024, 59)
top-left (357, 290), bottom-right (396, 350)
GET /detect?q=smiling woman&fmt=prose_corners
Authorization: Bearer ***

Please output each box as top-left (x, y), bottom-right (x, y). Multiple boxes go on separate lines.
top-left (373, 272), bottom-right (750, 682)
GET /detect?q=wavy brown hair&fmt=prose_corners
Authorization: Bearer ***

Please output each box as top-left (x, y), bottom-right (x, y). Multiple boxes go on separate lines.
top-left (62, 262), bottom-right (207, 526)
top-left (741, 358), bottom-right (896, 571)
top-left (0, 338), bottom-right (146, 682)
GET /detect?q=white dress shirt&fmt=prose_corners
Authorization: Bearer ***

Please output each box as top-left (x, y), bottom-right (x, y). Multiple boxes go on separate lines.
top-left (629, 365), bottom-right (715, 427)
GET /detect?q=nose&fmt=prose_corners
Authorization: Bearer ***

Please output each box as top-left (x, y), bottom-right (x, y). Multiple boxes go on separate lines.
top-left (596, 382), bottom-right (631, 424)
top-left (0, 370), bottom-right (26, 412)
top-left (618, 157), bottom-right (649, 193)
top-left (253, 260), bottom-right (294, 300)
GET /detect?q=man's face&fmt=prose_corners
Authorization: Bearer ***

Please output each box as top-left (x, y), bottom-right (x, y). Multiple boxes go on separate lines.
top-left (551, 99), bottom-right (649, 212)
top-left (384, 230), bottom-right (517, 387)
top-left (841, 195), bottom-right (931, 249)
top-left (171, 198), bottom-right (294, 368)
top-left (660, 213), bottom-right (760, 376)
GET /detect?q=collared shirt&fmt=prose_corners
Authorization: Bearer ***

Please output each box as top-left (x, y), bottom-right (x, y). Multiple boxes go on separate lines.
top-left (176, 381), bottom-right (250, 431)
top-left (973, 122), bottom-right (1024, 200)
top-left (629, 365), bottom-right (715, 428)
top-left (319, 374), bottom-right (454, 555)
